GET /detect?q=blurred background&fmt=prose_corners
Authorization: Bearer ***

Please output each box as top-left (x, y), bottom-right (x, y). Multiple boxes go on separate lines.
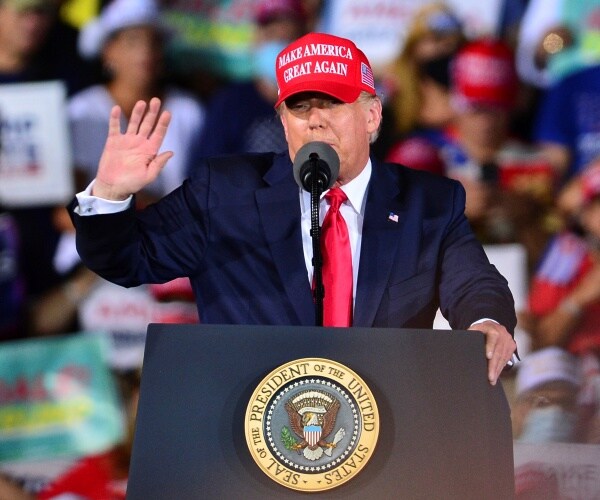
top-left (1, 0), bottom-right (600, 497)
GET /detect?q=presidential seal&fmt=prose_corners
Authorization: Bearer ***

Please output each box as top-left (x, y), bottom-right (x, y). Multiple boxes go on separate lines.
top-left (244, 358), bottom-right (379, 492)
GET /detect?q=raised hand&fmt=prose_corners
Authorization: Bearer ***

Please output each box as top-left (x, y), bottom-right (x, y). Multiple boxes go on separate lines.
top-left (93, 97), bottom-right (173, 201)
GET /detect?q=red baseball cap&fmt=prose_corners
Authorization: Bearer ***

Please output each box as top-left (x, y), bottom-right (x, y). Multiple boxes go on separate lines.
top-left (385, 137), bottom-right (445, 176)
top-left (450, 38), bottom-right (518, 110)
top-left (274, 32), bottom-right (377, 108)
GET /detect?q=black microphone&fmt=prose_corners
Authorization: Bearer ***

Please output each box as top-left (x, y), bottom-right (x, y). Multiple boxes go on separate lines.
top-left (292, 141), bottom-right (340, 192)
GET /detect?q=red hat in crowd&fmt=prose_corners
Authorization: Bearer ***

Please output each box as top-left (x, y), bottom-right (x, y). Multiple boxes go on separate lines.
top-left (450, 38), bottom-right (518, 111)
top-left (255, 0), bottom-right (305, 25)
top-left (581, 162), bottom-right (600, 205)
top-left (385, 137), bottom-right (445, 176)
top-left (274, 32), bottom-right (377, 108)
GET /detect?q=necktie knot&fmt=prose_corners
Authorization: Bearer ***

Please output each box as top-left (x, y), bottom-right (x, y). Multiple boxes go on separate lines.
top-left (326, 188), bottom-right (347, 212)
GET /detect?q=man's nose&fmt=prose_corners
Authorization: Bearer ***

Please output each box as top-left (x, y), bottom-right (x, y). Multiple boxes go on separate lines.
top-left (307, 105), bottom-right (327, 129)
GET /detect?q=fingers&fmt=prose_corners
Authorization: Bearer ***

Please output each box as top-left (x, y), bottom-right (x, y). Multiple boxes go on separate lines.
top-left (149, 108), bottom-right (172, 149)
top-left (125, 98), bottom-right (163, 138)
top-left (112, 99), bottom-right (168, 145)
top-left (108, 105), bottom-right (122, 137)
top-left (487, 353), bottom-right (505, 386)
top-left (138, 98), bottom-right (162, 138)
top-left (146, 151), bottom-right (174, 180)
top-left (469, 322), bottom-right (516, 386)
top-left (126, 100), bottom-right (148, 135)
top-left (487, 335), bottom-right (516, 386)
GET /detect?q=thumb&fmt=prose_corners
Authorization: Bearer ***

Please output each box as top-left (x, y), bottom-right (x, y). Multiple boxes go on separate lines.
top-left (146, 151), bottom-right (174, 181)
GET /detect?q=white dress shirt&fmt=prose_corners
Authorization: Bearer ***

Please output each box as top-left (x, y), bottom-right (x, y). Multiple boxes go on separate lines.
top-left (300, 160), bottom-right (371, 305)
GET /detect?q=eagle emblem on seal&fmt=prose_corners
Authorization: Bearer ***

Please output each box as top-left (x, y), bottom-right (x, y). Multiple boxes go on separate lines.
top-left (283, 389), bottom-right (346, 461)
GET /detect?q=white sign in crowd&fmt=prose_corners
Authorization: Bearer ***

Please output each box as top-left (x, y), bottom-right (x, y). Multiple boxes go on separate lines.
top-left (0, 81), bottom-right (73, 208)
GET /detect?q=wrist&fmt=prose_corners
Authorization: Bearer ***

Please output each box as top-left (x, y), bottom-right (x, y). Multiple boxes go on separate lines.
top-left (91, 179), bottom-right (131, 201)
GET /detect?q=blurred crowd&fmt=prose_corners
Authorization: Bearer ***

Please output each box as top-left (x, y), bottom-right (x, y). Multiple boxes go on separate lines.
top-left (2, 0), bottom-right (600, 497)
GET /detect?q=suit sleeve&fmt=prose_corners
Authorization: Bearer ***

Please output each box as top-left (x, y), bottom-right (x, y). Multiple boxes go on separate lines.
top-left (67, 168), bottom-right (210, 288)
top-left (437, 181), bottom-right (517, 334)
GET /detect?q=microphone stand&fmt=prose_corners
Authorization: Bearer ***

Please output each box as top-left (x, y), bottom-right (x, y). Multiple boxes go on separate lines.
top-left (308, 153), bottom-right (326, 327)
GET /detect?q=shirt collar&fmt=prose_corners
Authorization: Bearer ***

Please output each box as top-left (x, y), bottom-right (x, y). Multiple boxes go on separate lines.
top-left (300, 159), bottom-right (372, 216)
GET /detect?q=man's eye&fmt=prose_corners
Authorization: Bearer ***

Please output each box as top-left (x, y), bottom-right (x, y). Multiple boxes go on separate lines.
top-left (291, 102), bottom-right (310, 112)
top-left (323, 99), bottom-right (340, 108)
top-left (288, 98), bottom-right (342, 112)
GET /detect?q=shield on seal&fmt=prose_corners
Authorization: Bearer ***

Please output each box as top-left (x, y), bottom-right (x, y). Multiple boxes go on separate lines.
top-left (304, 424), bottom-right (322, 447)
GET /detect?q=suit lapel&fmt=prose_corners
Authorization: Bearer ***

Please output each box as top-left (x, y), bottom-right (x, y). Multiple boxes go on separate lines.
top-left (256, 155), bottom-right (315, 325)
top-left (353, 162), bottom-right (417, 326)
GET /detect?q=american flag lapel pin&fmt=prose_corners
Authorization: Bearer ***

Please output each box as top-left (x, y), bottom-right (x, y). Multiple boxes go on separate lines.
top-left (388, 212), bottom-right (399, 223)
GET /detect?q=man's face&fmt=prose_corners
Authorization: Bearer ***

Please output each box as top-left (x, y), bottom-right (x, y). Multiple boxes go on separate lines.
top-left (102, 26), bottom-right (164, 85)
top-left (512, 382), bottom-right (580, 441)
top-left (0, 2), bottom-right (53, 60)
top-left (455, 104), bottom-right (508, 151)
top-left (280, 92), bottom-right (382, 186)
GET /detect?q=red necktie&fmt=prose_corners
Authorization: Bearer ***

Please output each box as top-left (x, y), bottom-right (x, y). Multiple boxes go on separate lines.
top-left (321, 188), bottom-right (353, 327)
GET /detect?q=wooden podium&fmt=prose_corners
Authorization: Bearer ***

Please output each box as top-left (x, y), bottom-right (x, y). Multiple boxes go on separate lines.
top-left (126, 324), bottom-right (514, 499)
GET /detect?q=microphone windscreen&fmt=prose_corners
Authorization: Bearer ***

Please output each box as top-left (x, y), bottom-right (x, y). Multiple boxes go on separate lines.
top-left (293, 141), bottom-right (340, 191)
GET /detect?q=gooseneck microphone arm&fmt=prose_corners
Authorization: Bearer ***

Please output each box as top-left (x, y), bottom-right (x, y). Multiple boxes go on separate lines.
top-left (292, 142), bottom-right (340, 327)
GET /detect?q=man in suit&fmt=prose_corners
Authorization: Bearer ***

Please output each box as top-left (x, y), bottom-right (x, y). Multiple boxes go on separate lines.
top-left (69, 32), bottom-right (517, 385)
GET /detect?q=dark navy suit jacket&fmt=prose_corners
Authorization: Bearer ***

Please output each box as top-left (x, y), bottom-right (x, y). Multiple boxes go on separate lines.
top-left (69, 152), bottom-right (516, 332)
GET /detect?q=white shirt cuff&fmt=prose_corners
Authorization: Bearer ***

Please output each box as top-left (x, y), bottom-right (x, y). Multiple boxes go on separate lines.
top-left (74, 180), bottom-right (133, 216)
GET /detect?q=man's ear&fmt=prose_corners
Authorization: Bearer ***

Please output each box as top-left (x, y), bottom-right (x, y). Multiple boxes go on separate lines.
top-left (366, 98), bottom-right (383, 134)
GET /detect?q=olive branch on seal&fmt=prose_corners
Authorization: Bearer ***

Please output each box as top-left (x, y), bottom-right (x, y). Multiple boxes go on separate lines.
top-left (281, 426), bottom-right (298, 450)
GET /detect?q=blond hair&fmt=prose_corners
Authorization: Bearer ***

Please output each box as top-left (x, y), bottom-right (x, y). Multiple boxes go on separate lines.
top-left (387, 2), bottom-right (464, 135)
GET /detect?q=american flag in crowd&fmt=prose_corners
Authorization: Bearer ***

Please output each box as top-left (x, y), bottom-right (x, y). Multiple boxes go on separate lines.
top-left (361, 62), bottom-right (375, 89)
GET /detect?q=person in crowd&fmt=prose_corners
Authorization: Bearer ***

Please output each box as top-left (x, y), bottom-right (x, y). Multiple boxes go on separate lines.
top-left (0, 0), bottom-right (99, 325)
top-left (516, 0), bottom-right (600, 89)
top-left (385, 136), bottom-right (446, 177)
top-left (520, 162), bottom-right (600, 355)
top-left (70, 0), bottom-right (205, 199)
top-left (516, 0), bottom-right (570, 89)
top-left (15, 0), bottom-right (200, 341)
top-left (0, 0), bottom-right (60, 329)
top-left (67, 32), bottom-right (517, 385)
top-left (532, 61), bottom-right (600, 182)
top-left (0, 209), bottom-right (25, 340)
top-left (496, 0), bottom-right (528, 49)
top-left (187, 0), bottom-right (307, 164)
top-left (516, 161), bottom-right (600, 445)
top-left (23, 204), bottom-right (100, 337)
top-left (578, 351), bottom-right (600, 444)
top-left (381, 2), bottom-right (465, 143)
top-left (387, 38), bottom-right (557, 273)
top-left (512, 346), bottom-right (583, 443)
top-left (16, 196), bottom-right (198, 341)
top-left (0, 473), bottom-right (33, 500)
top-left (0, 0), bottom-right (96, 93)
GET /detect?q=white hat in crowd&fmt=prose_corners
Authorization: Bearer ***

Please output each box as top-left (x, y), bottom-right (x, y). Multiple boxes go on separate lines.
top-left (515, 346), bottom-right (583, 396)
top-left (78, 0), bottom-right (170, 59)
